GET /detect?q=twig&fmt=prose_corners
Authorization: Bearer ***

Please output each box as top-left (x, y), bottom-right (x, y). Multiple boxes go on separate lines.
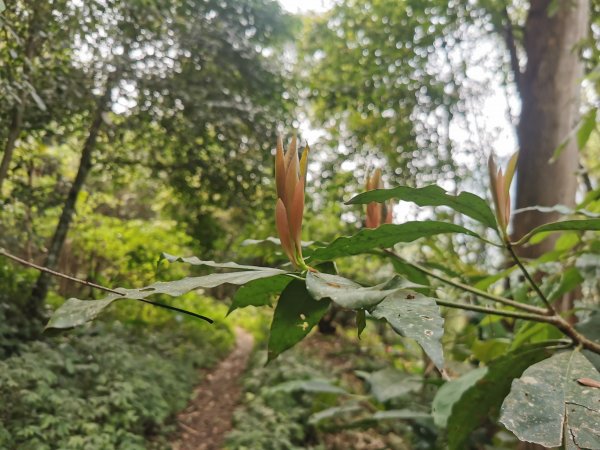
top-left (0, 248), bottom-right (124, 296)
top-left (382, 249), bottom-right (547, 315)
top-left (505, 243), bottom-right (556, 314)
top-left (434, 298), bottom-right (554, 322)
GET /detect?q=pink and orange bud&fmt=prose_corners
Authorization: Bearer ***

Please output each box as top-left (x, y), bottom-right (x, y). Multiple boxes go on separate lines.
top-left (488, 151), bottom-right (519, 239)
top-left (365, 169), bottom-right (394, 228)
top-left (275, 136), bottom-right (310, 270)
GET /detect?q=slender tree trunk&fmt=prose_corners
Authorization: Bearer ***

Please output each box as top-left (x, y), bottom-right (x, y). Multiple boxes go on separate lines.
top-left (28, 82), bottom-right (113, 316)
top-left (0, 3), bottom-right (43, 195)
top-left (0, 104), bottom-right (26, 193)
top-left (513, 0), bottom-right (589, 257)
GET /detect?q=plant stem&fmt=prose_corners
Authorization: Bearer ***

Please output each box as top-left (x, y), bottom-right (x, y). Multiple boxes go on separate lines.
top-left (434, 298), bottom-right (554, 322)
top-left (505, 243), bottom-right (555, 314)
top-left (382, 249), bottom-right (547, 315)
top-left (0, 248), bottom-right (124, 296)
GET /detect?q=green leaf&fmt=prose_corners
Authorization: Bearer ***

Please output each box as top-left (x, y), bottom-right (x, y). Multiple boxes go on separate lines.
top-left (369, 291), bottom-right (444, 369)
top-left (267, 279), bottom-right (331, 361)
top-left (306, 272), bottom-right (415, 309)
top-left (514, 219), bottom-right (600, 245)
top-left (432, 367), bottom-right (487, 428)
top-left (228, 274), bottom-right (292, 314)
top-left (309, 404), bottom-right (363, 425)
top-left (547, 267), bottom-right (583, 302)
top-left (310, 221), bottom-right (484, 261)
top-left (436, 347), bottom-right (550, 450)
top-left (47, 269), bottom-right (283, 329)
top-left (269, 378), bottom-right (348, 395)
top-left (347, 185), bottom-right (497, 230)
top-left (356, 310), bottom-right (366, 338)
top-left (362, 368), bottom-right (422, 402)
top-left (500, 351), bottom-right (600, 448)
top-left (371, 409), bottom-right (431, 421)
top-left (577, 108), bottom-right (597, 150)
top-left (161, 253), bottom-right (284, 272)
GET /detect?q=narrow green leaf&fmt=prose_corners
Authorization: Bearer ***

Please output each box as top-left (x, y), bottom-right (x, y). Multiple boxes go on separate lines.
top-left (514, 219), bottom-right (600, 245)
top-left (356, 310), bottom-right (366, 338)
top-left (577, 108), bottom-right (597, 150)
top-left (310, 221), bottom-right (484, 261)
top-left (161, 253), bottom-right (285, 272)
top-left (46, 269), bottom-right (283, 329)
top-left (369, 291), bottom-right (444, 369)
top-left (440, 347), bottom-right (550, 450)
top-left (267, 279), bottom-right (330, 361)
top-left (500, 351), bottom-right (600, 448)
top-left (228, 274), bottom-right (292, 314)
top-left (269, 378), bottom-right (348, 395)
top-left (347, 185), bottom-right (497, 229)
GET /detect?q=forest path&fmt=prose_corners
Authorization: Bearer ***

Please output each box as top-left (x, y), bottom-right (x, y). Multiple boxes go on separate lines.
top-left (171, 327), bottom-right (254, 450)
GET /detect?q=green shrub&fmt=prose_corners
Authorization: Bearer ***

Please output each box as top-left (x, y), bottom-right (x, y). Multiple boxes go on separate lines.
top-left (0, 319), bottom-right (233, 450)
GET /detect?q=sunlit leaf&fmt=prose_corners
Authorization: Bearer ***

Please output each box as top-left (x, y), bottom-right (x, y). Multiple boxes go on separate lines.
top-left (161, 253), bottom-right (285, 272)
top-left (577, 108), bottom-right (597, 150)
top-left (500, 351), bottom-right (600, 448)
top-left (310, 221), bottom-right (485, 261)
top-left (369, 291), bottom-right (444, 369)
top-left (347, 185), bottom-right (497, 229)
top-left (267, 279), bottom-right (330, 361)
top-left (228, 274), bottom-right (292, 314)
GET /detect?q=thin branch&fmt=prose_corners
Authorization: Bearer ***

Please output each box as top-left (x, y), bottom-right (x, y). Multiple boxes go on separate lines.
top-left (0, 248), bottom-right (124, 296)
top-left (505, 243), bottom-right (556, 314)
top-left (382, 249), bottom-right (547, 315)
top-left (0, 248), bottom-right (214, 324)
top-left (434, 298), bottom-right (554, 322)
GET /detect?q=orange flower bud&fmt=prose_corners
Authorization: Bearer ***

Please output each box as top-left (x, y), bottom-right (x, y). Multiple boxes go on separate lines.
top-left (488, 151), bottom-right (519, 239)
top-left (275, 136), bottom-right (310, 270)
top-left (365, 168), bottom-right (394, 228)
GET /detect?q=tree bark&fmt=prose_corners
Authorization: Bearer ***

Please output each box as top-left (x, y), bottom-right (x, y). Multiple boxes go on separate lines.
top-left (513, 0), bottom-right (589, 257)
top-left (0, 3), bottom-right (43, 195)
top-left (28, 82), bottom-right (113, 316)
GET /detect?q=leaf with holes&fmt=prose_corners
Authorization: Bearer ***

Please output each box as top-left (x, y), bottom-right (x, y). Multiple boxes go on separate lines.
top-left (46, 269), bottom-right (284, 329)
top-left (310, 221), bottom-right (484, 261)
top-left (306, 272), bottom-right (420, 309)
top-left (228, 274), bottom-right (292, 314)
top-left (500, 351), bottom-right (600, 448)
top-left (434, 347), bottom-right (550, 450)
top-left (369, 291), bottom-right (444, 369)
top-left (347, 185), bottom-right (498, 229)
top-left (267, 279), bottom-right (331, 361)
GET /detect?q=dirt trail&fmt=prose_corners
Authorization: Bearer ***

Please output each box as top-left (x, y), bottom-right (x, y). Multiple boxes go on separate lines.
top-left (172, 327), bottom-right (254, 450)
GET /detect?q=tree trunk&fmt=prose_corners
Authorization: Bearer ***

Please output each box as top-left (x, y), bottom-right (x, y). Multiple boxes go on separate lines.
top-left (28, 82), bottom-right (113, 316)
top-left (0, 104), bottom-right (25, 194)
top-left (513, 0), bottom-right (589, 257)
top-left (0, 3), bottom-right (43, 195)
